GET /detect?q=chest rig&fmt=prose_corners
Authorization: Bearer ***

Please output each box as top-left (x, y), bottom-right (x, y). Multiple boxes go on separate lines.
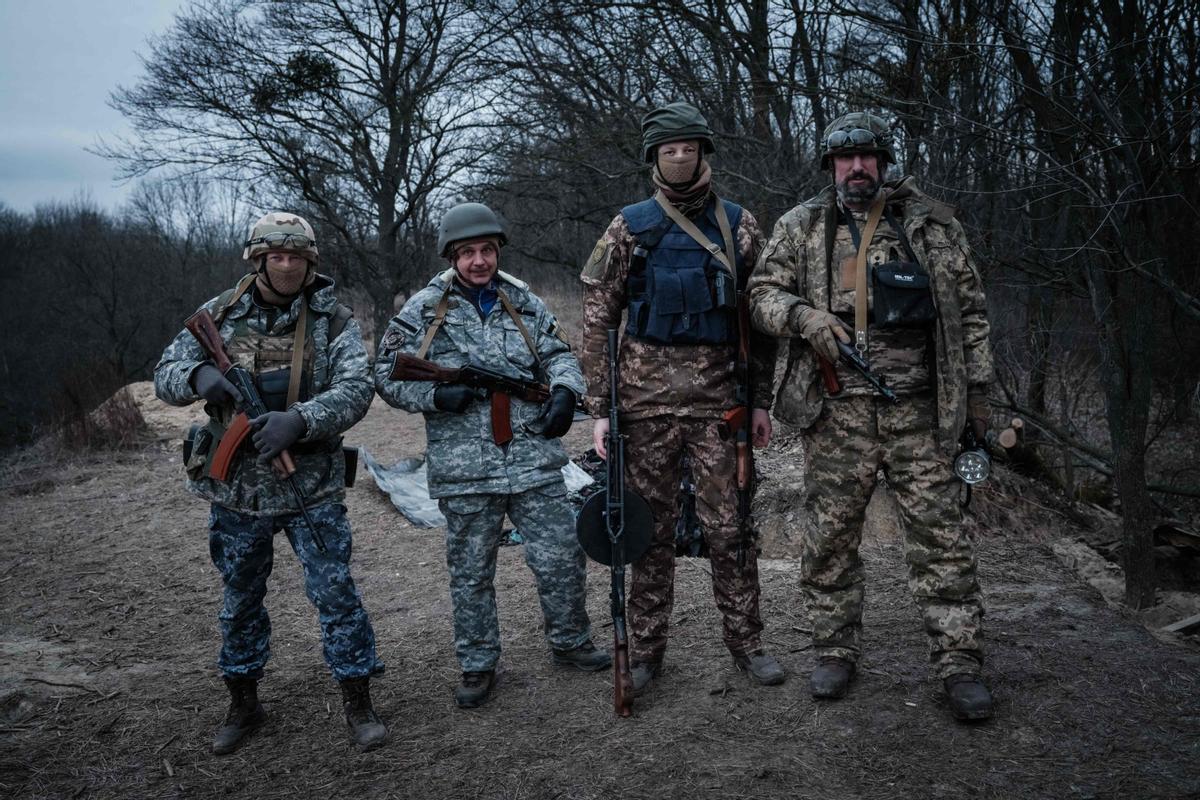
top-left (622, 196), bottom-right (744, 345)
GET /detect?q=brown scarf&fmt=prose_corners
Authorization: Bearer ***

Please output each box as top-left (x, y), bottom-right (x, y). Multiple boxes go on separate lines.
top-left (653, 160), bottom-right (713, 217)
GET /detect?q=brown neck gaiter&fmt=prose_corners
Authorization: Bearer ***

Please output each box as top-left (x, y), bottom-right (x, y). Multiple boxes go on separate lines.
top-left (653, 160), bottom-right (713, 217)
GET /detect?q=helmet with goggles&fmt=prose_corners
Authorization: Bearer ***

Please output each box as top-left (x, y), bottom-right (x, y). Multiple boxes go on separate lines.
top-left (242, 212), bottom-right (319, 264)
top-left (819, 112), bottom-right (895, 169)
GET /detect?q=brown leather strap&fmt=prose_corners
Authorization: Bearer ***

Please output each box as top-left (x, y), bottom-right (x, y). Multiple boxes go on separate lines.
top-left (286, 300), bottom-right (308, 408)
top-left (653, 191), bottom-right (735, 277)
top-left (854, 195), bottom-right (885, 358)
top-left (213, 273), bottom-right (258, 326)
top-left (415, 286), bottom-right (453, 360)
top-left (496, 288), bottom-right (543, 370)
top-left (490, 392), bottom-right (513, 445)
top-left (712, 198), bottom-right (738, 282)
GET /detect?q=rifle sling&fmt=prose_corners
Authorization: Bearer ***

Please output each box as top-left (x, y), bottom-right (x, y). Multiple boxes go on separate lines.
top-left (852, 195), bottom-right (885, 359)
top-left (652, 191), bottom-right (737, 280)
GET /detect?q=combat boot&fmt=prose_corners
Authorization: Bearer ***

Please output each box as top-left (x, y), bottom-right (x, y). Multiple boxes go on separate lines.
top-left (212, 676), bottom-right (266, 755)
top-left (340, 677), bottom-right (389, 751)
top-left (809, 657), bottom-right (855, 699)
top-left (455, 670), bottom-right (495, 709)
top-left (552, 640), bottom-right (613, 672)
top-left (733, 650), bottom-right (786, 686)
top-left (630, 661), bottom-right (662, 697)
top-left (944, 674), bottom-right (993, 721)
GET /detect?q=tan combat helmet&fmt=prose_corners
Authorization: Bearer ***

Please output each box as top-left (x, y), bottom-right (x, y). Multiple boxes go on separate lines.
top-left (242, 212), bottom-right (320, 264)
top-left (819, 111), bottom-right (896, 169)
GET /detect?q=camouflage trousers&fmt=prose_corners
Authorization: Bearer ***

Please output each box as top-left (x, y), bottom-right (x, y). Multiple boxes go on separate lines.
top-left (208, 502), bottom-right (382, 682)
top-left (439, 480), bottom-right (592, 672)
top-left (624, 415), bottom-right (763, 663)
top-left (801, 394), bottom-right (984, 678)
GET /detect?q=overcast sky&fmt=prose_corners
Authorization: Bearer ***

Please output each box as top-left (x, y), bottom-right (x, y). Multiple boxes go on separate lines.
top-left (0, 0), bottom-right (183, 213)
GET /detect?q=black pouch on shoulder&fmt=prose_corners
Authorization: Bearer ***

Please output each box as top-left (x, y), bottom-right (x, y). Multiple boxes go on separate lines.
top-left (872, 261), bottom-right (936, 327)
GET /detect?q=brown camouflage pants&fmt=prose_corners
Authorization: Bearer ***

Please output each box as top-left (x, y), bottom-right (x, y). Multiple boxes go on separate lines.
top-left (801, 394), bottom-right (984, 678)
top-left (624, 415), bottom-right (763, 663)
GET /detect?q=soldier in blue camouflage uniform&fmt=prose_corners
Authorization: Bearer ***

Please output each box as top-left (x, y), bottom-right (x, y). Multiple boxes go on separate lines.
top-left (155, 212), bottom-right (388, 753)
top-left (374, 202), bottom-right (609, 709)
top-left (748, 112), bottom-right (996, 721)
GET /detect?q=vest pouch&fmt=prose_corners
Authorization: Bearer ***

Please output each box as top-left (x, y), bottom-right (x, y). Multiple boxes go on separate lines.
top-left (872, 261), bottom-right (936, 327)
top-left (184, 423), bottom-right (215, 481)
top-left (711, 264), bottom-right (736, 310)
top-left (256, 367), bottom-right (293, 412)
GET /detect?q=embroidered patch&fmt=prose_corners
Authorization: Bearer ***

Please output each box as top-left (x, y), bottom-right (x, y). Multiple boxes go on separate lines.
top-left (580, 239), bottom-right (614, 282)
top-left (381, 328), bottom-right (407, 353)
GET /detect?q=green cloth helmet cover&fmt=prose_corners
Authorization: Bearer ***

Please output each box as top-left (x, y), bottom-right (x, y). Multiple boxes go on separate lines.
top-left (437, 202), bottom-right (508, 257)
top-left (641, 102), bottom-right (716, 162)
top-left (820, 111), bottom-right (896, 169)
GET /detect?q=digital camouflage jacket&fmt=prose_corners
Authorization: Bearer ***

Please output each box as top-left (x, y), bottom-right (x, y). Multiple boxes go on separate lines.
top-left (373, 269), bottom-right (586, 499)
top-left (154, 275), bottom-right (373, 515)
top-left (747, 177), bottom-right (994, 452)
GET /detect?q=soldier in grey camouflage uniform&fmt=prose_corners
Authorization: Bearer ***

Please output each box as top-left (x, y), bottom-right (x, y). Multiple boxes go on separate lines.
top-left (580, 102), bottom-right (785, 695)
top-left (747, 112), bottom-right (996, 721)
top-left (374, 202), bottom-right (609, 709)
top-left (155, 212), bottom-right (388, 753)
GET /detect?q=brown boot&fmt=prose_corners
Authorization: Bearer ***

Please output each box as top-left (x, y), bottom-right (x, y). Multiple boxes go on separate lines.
top-left (212, 676), bottom-right (266, 755)
top-left (340, 677), bottom-right (389, 751)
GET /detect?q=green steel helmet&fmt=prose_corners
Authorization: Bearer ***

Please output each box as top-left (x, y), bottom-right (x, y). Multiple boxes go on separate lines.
top-left (242, 212), bottom-right (319, 263)
top-left (437, 202), bottom-right (507, 257)
top-left (641, 102), bottom-right (716, 162)
top-left (820, 111), bottom-right (896, 169)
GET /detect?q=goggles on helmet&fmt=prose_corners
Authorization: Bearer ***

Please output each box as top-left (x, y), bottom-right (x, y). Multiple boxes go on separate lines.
top-left (245, 232), bottom-right (317, 250)
top-left (824, 128), bottom-right (885, 151)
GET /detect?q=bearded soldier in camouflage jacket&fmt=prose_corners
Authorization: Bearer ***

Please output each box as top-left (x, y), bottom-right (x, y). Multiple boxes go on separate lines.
top-left (747, 112), bottom-right (996, 721)
top-left (374, 202), bottom-right (609, 709)
top-left (154, 213), bottom-right (387, 753)
top-left (580, 102), bottom-right (785, 695)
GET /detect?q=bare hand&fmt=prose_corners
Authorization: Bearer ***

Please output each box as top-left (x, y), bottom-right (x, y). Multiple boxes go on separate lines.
top-left (593, 418), bottom-right (609, 459)
top-left (751, 408), bottom-right (772, 448)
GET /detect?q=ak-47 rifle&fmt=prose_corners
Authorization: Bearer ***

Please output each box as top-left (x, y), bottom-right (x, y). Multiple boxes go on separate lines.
top-left (389, 353), bottom-right (551, 403)
top-left (818, 338), bottom-right (900, 403)
top-left (574, 330), bottom-right (653, 717)
top-left (718, 294), bottom-right (756, 569)
top-left (184, 309), bottom-right (325, 552)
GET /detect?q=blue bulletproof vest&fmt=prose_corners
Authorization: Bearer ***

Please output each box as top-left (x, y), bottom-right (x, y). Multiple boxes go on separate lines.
top-left (621, 197), bottom-right (744, 345)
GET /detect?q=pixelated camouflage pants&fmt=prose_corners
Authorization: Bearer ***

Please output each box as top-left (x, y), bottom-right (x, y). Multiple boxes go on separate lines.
top-left (801, 394), bottom-right (984, 678)
top-left (439, 480), bottom-right (592, 672)
top-left (623, 415), bottom-right (763, 663)
top-left (208, 502), bottom-right (382, 682)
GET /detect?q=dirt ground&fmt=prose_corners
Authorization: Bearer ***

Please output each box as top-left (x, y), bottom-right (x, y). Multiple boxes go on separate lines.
top-left (1, 383), bottom-right (1199, 800)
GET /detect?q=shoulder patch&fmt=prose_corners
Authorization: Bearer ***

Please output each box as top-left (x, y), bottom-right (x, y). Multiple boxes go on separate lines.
top-left (580, 240), bottom-right (614, 282)
top-left (381, 328), bottom-right (407, 353)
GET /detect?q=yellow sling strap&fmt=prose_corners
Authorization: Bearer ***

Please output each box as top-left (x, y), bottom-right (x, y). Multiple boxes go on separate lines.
top-left (497, 287), bottom-right (543, 370)
top-left (415, 285), bottom-right (453, 360)
top-left (285, 299), bottom-right (308, 408)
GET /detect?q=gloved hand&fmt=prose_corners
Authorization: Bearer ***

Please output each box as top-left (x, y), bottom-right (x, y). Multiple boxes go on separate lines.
top-left (249, 409), bottom-right (307, 462)
top-left (793, 308), bottom-right (852, 364)
top-left (533, 386), bottom-right (577, 439)
top-left (434, 384), bottom-right (484, 413)
top-left (191, 363), bottom-right (242, 406)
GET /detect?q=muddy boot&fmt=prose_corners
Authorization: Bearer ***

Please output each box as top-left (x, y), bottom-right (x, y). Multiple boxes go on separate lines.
top-left (454, 671), bottom-right (495, 709)
top-left (944, 674), bottom-right (993, 722)
top-left (732, 650), bottom-right (786, 686)
top-left (340, 677), bottom-right (389, 752)
top-left (552, 640), bottom-right (612, 672)
top-left (809, 657), bottom-right (855, 699)
top-left (630, 661), bottom-right (662, 697)
top-left (212, 676), bottom-right (266, 755)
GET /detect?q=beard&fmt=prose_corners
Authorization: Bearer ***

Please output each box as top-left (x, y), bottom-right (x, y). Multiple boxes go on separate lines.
top-left (836, 171), bottom-right (881, 207)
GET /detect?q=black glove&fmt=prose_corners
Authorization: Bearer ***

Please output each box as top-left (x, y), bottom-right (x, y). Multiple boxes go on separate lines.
top-left (249, 409), bottom-right (307, 462)
top-left (534, 386), bottom-right (577, 439)
top-left (434, 384), bottom-right (484, 413)
top-left (191, 364), bottom-right (242, 406)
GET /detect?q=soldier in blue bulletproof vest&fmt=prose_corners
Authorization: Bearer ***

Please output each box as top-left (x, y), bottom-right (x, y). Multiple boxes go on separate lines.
top-left (154, 212), bottom-right (387, 754)
top-left (374, 203), bottom-right (610, 709)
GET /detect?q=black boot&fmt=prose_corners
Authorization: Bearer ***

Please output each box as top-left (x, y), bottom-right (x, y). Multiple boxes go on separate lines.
top-left (809, 657), bottom-right (855, 699)
top-left (455, 671), bottom-right (496, 708)
top-left (212, 676), bottom-right (266, 755)
top-left (944, 674), bottom-right (993, 721)
top-left (340, 677), bottom-right (389, 751)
